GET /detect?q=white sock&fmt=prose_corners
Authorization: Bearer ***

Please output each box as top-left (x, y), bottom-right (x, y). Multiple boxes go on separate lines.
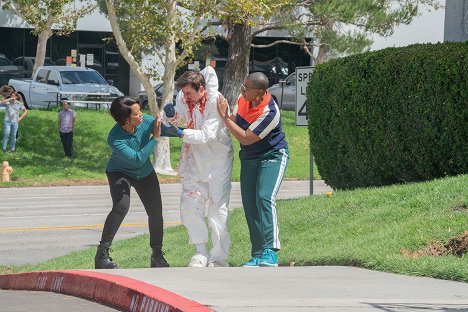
top-left (196, 244), bottom-right (207, 257)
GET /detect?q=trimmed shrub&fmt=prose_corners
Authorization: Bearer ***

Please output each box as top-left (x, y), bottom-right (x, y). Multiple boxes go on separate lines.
top-left (308, 42), bottom-right (467, 189)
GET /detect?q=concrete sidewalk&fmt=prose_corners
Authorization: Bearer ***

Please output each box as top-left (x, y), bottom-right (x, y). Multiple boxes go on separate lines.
top-left (102, 266), bottom-right (468, 311)
top-left (2, 266), bottom-right (468, 311)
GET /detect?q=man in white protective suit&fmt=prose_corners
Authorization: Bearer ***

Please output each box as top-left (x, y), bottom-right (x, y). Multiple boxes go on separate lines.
top-left (166, 67), bottom-right (233, 267)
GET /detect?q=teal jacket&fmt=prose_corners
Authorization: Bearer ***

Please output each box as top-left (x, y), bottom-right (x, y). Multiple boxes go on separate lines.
top-left (106, 114), bottom-right (164, 180)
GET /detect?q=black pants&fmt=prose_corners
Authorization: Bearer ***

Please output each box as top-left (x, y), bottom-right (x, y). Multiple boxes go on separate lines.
top-left (100, 170), bottom-right (164, 249)
top-left (59, 131), bottom-right (73, 157)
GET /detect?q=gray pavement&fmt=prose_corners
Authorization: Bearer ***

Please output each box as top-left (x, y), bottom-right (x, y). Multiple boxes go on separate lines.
top-left (96, 266), bottom-right (468, 311)
top-left (0, 180), bottom-right (329, 266)
top-left (3, 265), bottom-right (468, 312)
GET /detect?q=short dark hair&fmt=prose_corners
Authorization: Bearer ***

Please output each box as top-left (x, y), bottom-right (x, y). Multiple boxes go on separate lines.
top-left (176, 71), bottom-right (206, 92)
top-left (110, 96), bottom-right (139, 126)
top-left (246, 72), bottom-right (269, 90)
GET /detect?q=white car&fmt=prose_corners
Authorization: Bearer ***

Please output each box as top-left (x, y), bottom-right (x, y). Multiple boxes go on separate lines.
top-left (267, 72), bottom-right (296, 110)
top-left (9, 66), bottom-right (124, 109)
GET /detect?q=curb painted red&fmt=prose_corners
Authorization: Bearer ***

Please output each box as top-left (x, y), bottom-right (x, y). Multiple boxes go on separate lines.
top-left (0, 270), bottom-right (214, 312)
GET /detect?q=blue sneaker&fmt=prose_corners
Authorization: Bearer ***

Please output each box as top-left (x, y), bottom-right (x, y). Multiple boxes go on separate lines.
top-left (259, 249), bottom-right (278, 267)
top-left (242, 256), bottom-right (260, 267)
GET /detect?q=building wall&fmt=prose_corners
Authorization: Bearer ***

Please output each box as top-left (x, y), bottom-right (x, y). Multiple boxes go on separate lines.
top-left (0, 27), bottom-right (131, 94)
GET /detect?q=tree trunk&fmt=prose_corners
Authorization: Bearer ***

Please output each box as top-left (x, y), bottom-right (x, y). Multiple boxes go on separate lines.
top-left (161, 42), bottom-right (177, 108)
top-left (153, 0), bottom-right (178, 176)
top-left (32, 15), bottom-right (53, 77)
top-left (221, 23), bottom-right (252, 111)
top-left (314, 44), bottom-right (329, 65)
top-left (105, 0), bottom-right (158, 115)
top-left (153, 39), bottom-right (178, 176)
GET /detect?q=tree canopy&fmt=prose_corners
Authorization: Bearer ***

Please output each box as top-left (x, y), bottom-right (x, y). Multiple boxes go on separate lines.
top-left (205, 0), bottom-right (441, 105)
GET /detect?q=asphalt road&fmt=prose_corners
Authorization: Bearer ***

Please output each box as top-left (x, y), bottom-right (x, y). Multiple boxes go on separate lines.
top-left (0, 180), bottom-right (329, 266)
top-left (0, 290), bottom-right (122, 312)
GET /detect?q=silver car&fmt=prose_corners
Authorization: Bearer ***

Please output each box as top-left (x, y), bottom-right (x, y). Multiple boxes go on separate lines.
top-left (0, 54), bottom-right (21, 86)
top-left (267, 72), bottom-right (296, 110)
top-left (137, 83), bottom-right (179, 109)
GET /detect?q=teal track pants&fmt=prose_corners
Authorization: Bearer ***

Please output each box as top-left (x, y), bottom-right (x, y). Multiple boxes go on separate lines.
top-left (240, 147), bottom-right (289, 257)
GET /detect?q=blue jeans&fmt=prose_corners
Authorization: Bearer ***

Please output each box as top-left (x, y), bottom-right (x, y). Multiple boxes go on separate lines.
top-left (2, 120), bottom-right (19, 151)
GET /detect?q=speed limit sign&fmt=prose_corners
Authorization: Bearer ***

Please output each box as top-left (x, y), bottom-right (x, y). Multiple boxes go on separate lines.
top-left (295, 66), bottom-right (314, 127)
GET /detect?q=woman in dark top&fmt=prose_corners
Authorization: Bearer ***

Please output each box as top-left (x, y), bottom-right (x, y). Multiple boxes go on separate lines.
top-left (95, 96), bottom-right (179, 269)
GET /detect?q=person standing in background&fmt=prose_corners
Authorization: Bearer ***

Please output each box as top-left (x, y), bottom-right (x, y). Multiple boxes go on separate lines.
top-left (58, 98), bottom-right (76, 158)
top-left (0, 92), bottom-right (27, 152)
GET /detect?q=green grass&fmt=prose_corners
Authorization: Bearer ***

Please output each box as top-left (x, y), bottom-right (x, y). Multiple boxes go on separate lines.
top-left (4, 174), bottom-right (467, 282)
top-left (0, 108), bottom-right (114, 186)
top-left (0, 109), bottom-right (316, 186)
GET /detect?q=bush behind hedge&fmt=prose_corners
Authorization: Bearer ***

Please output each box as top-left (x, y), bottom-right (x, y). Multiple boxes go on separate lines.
top-left (307, 42), bottom-right (467, 189)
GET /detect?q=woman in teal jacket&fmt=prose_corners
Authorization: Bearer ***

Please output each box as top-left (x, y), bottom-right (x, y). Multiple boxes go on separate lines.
top-left (95, 96), bottom-right (182, 269)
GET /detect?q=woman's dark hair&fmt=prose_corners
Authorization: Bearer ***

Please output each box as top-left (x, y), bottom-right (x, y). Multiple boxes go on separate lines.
top-left (110, 96), bottom-right (139, 126)
top-left (176, 71), bottom-right (206, 92)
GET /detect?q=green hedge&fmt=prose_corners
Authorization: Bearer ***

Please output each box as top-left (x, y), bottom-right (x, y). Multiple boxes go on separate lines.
top-left (307, 42), bottom-right (468, 190)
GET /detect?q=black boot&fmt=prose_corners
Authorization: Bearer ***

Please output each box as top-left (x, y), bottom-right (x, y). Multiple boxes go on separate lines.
top-left (151, 249), bottom-right (169, 268)
top-left (95, 243), bottom-right (118, 269)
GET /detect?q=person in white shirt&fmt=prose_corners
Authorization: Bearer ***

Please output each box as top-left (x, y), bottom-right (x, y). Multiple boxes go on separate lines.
top-left (168, 67), bottom-right (234, 267)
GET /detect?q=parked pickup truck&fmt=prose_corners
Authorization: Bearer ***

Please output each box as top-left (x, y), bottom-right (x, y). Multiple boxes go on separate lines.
top-left (9, 66), bottom-right (124, 109)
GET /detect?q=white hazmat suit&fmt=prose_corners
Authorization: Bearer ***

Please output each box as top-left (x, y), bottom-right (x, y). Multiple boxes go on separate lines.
top-left (174, 66), bottom-right (233, 266)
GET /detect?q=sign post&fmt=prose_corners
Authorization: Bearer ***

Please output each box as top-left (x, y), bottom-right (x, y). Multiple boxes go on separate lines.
top-left (295, 66), bottom-right (314, 195)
